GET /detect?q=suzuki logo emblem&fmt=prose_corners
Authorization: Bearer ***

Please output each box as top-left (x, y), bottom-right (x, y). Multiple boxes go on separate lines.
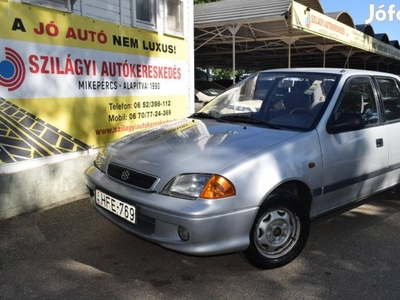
top-left (121, 170), bottom-right (130, 181)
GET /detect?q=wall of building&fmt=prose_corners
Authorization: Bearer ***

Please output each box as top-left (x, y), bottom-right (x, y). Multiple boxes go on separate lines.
top-left (0, 0), bottom-right (194, 219)
top-left (0, 151), bottom-right (96, 220)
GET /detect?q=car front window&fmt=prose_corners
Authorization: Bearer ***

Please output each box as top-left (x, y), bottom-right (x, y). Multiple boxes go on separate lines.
top-left (333, 76), bottom-right (380, 126)
top-left (200, 72), bottom-right (340, 131)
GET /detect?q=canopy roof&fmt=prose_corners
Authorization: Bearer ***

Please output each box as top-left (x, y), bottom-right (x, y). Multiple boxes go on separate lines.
top-left (194, 0), bottom-right (400, 74)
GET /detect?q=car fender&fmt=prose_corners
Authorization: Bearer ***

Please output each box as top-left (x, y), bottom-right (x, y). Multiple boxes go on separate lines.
top-left (220, 130), bottom-right (323, 210)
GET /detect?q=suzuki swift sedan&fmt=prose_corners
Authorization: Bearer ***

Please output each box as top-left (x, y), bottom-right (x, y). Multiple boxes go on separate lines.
top-left (85, 68), bottom-right (400, 269)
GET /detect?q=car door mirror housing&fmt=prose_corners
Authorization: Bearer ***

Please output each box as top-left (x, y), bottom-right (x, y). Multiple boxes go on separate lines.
top-left (327, 112), bottom-right (365, 134)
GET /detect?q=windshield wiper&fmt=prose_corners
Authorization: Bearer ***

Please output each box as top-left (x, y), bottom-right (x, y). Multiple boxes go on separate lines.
top-left (219, 115), bottom-right (281, 129)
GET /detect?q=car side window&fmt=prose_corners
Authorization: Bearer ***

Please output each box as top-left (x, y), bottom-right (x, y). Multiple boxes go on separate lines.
top-left (335, 76), bottom-right (379, 125)
top-left (375, 77), bottom-right (400, 122)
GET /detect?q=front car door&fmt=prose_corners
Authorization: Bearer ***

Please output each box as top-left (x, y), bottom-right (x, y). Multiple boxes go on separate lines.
top-left (312, 75), bottom-right (388, 216)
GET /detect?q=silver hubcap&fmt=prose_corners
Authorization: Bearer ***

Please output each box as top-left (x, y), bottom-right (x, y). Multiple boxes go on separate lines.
top-left (254, 207), bottom-right (301, 259)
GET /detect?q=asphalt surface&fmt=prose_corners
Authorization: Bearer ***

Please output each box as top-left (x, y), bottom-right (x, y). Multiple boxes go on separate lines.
top-left (1, 187), bottom-right (400, 300)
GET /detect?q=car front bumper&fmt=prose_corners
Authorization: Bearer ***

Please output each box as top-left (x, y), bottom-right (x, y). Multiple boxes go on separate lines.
top-left (84, 165), bottom-right (258, 256)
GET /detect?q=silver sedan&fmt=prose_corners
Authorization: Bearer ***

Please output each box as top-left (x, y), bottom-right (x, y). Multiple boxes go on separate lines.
top-left (85, 68), bottom-right (400, 269)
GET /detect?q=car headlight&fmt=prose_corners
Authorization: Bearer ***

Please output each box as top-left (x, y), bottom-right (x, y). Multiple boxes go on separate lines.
top-left (94, 148), bottom-right (108, 172)
top-left (162, 174), bottom-right (236, 200)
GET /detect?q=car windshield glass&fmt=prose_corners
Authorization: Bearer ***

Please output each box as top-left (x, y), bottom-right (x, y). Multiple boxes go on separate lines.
top-left (200, 71), bottom-right (340, 131)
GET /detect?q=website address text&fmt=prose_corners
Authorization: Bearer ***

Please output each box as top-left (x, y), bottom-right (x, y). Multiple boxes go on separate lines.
top-left (95, 120), bottom-right (172, 135)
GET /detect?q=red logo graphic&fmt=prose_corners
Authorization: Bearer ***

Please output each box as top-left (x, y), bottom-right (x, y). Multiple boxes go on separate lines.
top-left (0, 47), bottom-right (26, 91)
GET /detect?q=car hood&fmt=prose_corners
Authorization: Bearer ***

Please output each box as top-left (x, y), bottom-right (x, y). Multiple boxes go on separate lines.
top-left (108, 118), bottom-right (300, 179)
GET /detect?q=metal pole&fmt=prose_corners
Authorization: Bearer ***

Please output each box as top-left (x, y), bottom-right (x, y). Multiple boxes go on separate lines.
top-left (233, 28), bottom-right (236, 84)
top-left (228, 25), bottom-right (241, 84)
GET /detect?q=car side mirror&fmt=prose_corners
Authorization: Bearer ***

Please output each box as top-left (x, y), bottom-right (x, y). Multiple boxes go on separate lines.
top-left (326, 112), bottom-right (365, 134)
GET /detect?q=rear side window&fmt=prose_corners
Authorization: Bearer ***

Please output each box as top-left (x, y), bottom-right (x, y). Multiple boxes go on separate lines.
top-left (376, 77), bottom-right (400, 122)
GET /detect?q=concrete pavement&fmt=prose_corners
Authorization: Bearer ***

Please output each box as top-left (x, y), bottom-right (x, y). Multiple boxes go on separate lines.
top-left (1, 187), bottom-right (400, 299)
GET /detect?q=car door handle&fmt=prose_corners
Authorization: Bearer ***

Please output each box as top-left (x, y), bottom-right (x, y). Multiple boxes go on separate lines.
top-left (376, 138), bottom-right (384, 148)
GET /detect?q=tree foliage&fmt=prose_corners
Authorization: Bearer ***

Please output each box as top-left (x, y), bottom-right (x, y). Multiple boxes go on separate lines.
top-left (196, 67), bottom-right (247, 81)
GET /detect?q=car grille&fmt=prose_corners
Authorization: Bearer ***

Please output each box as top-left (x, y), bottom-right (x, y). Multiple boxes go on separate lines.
top-left (107, 162), bottom-right (158, 190)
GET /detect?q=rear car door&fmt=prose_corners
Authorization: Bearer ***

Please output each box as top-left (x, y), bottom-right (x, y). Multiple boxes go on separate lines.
top-left (375, 76), bottom-right (400, 188)
top-left (313, 75), bottom-right (388, 215)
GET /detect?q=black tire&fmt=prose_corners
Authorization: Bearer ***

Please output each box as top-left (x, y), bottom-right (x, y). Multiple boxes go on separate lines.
top-left (241, 191), bottom-right (310, 269)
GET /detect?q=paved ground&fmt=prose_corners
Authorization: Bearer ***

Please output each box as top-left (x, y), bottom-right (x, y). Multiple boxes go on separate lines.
top-left (1, 188), bottom-right (400, 299)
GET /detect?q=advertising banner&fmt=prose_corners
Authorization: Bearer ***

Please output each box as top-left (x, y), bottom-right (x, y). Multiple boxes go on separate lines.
top-left (0, 1), bottom-right (190, 165)
top-left (291, 1), bottom-right (400, 60)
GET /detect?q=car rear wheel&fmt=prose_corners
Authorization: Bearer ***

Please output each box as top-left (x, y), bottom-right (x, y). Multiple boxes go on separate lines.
top-left (241, 191), bottom-right (310, 269)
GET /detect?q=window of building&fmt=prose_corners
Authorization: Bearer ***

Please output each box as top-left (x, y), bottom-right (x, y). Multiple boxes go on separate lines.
top-left (136, 0), bottom-right (156, 26)
top-left (22, 0), bottom-right (75, 12)
top-left (166, 0), bottom-right (184, 35)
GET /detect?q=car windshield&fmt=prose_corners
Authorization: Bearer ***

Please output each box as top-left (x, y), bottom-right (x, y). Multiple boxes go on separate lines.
top-left (198, 71), bottom-right (340, 131)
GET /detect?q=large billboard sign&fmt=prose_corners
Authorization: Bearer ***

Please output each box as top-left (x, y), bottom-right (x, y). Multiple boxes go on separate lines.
top-left (291, 1), bottom-right (400, 60)
top-left (0, 1), bottom-right (190, 165)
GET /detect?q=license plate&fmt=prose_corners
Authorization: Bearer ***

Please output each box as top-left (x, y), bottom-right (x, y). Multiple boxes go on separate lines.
top-left (95, 190), bottom-right (136, 224)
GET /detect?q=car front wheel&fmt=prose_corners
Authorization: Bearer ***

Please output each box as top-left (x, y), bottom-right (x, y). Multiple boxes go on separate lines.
top-left (241, 191), bottom-right (310, 269)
